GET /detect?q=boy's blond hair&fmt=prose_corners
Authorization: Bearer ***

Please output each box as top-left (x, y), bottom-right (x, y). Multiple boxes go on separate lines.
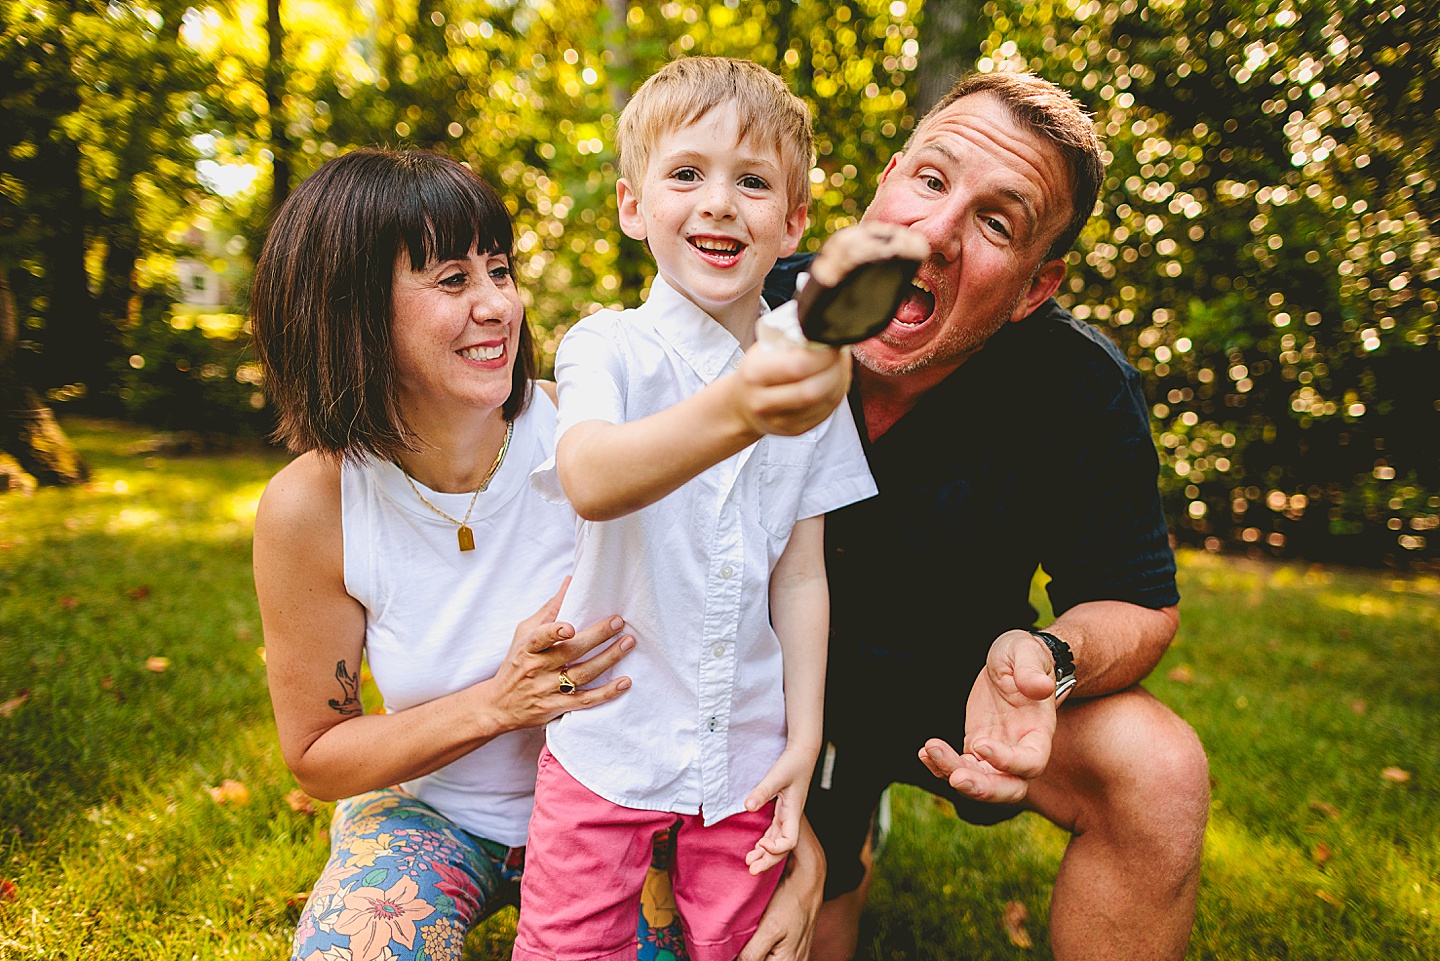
top-left (616, 56), bottom-right (814, 212)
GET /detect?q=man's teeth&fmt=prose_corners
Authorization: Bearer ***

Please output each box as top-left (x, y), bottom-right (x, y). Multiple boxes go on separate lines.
top-left (912, 277), bottom-right (933, 295)
top-left (460, 345), bottom-right (504, 361)
top-left (692, 238), bottom-right (742, 254)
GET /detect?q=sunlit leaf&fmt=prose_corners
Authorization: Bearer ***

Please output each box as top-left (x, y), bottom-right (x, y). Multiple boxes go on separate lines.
top-left (1002, 900), bottom-right (1032, 948)
top-left (1167, 665), bottom-right (1196, 684)
top-left (208, 779), bottom-right (251, 805)
top-left (145, 656), bottom-right (170, 673)
top-left (0, 690), bottom-right (30, 718)
top-left (285, 789), bottom-right (316, 815)
top-left (1381, 767), bottom-right (1412, 783)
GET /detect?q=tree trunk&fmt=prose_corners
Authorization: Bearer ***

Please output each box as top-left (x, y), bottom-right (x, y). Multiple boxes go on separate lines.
top-left (266, 0), bottom-right (292, 216)
top-left (0, 271), bottom-right (88, 488)
top-left (602, 0), bottom-right (648, 303)
top-left (916, 0), bottom-right (982, 116)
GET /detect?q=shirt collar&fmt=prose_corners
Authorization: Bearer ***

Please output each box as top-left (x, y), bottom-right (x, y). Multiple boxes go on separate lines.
top-left (640, 273), bottom-right (767, 383)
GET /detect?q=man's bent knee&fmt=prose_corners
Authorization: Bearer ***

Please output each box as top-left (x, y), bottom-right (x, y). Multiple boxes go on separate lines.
top-left (1032, 687), bottom-right (1210, 846)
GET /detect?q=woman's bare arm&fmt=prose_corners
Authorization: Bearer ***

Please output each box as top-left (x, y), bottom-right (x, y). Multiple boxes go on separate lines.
top-left (253, 452), bottom-right (633, 800)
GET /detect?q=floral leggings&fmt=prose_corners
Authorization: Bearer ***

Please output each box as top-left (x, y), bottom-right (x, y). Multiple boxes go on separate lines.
top-left (291, 788), bottom-right (690, 961)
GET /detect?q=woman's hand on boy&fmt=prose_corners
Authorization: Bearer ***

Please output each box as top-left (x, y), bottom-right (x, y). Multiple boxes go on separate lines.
top-left (475, 578), bottom-right (635, 735)
top-left (735, 341), bottom-right (852, 437)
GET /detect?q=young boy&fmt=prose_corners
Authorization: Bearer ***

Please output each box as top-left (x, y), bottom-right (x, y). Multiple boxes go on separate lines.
top-left (515, 58), bottom-right (881, 961)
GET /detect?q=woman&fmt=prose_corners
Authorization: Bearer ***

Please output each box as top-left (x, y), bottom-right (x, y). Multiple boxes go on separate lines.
top-left (250, 148), bottom-right (820, 961)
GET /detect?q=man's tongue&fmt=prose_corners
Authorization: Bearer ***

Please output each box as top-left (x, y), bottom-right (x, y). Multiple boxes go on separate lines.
top-left (892, 288), bottom-right (934, 327)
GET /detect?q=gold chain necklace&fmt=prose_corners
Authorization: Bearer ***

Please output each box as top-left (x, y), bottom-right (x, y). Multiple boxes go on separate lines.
top-left (400, 420), bottom-right (514, 552)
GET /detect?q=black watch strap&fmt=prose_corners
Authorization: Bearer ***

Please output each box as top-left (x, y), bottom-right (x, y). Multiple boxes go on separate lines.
top-left (1030, 630), bottom-right (1078, 700)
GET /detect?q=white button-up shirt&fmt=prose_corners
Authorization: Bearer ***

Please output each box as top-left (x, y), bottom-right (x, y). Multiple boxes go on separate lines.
top-left (532, 275), bottom-right (877, 823)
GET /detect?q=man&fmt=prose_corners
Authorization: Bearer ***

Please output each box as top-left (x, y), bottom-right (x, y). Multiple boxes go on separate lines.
top-left (762, 71), bottom-right (1209, 961)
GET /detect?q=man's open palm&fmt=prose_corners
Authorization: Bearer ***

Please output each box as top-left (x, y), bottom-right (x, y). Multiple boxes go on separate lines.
top-left (918, 629), bottom-right (1059, 805)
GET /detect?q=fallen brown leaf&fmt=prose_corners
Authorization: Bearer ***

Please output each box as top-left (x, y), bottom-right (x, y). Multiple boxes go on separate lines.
top-left (285, 892), bottom-right (310, 908)
top-left (208, 779), bottom-right (251, 806)
top-left (1002, 901), bottom-right (1032, 948)
top-left (235, 624), bottom-right (253, 640)
top-left (0, 690), bottom-right (30, 718)
top-left (285, 789), bottom-right (316, 816)
top-left (1381, 767), bottom-right (1412, 783)
top-left (58, 596), bottom-right (78, 610)
top-left (1349, 699), bottom-right (1367, 715)
top-left (0, 878), bottom-right (15, 902)
top-left (126, 586), bottom-right (151, 600)
top-left (1311, 842), bottom-right (1332, 867)
top-left (145, 656), bottom-right (170, 673)
top-left (1166, 665), bottom-right (1196, 684)
top-left (100, 676), bottom-right (114, 691)
top-left (1308, 800), bottom-right (1340, 819)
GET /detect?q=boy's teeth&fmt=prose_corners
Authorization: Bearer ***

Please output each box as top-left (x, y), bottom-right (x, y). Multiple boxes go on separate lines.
top-left (693, 238), bottom-right (741, 253)
top-left (460, 345), bottom-right (504, 361)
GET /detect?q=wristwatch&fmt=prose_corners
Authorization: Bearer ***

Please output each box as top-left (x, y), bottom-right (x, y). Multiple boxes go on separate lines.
top-left (1030, 630), bottom-right (1078, 701)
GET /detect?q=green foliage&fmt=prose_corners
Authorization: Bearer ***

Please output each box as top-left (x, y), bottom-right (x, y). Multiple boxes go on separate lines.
top-left (119, 294), bottom-right (272, 437)
top-left (2, 427), bottom-right (1437, 957)
top-left (0, 0), bottom-right (210, 403)
top-left (974, 0), bottom-right (1439, 566)
top-left (4, 0), bottom-right (1437, 563)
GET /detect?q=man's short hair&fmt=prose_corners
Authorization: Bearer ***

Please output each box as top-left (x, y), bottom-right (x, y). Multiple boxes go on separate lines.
top-left (250, 147), bottom-right (536, 462)
top-left (616, 56), bottom-right (815, 212)
top-left (917, 71), bottom-right (1105, 260)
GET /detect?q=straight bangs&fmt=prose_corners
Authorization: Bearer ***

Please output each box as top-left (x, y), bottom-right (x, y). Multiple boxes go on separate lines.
top-left (251, 148), bottom-right (533, 462)
top-left (397, 158), bottom-right (515, 270)
top-left (390, 154), bottom-right (535, 424)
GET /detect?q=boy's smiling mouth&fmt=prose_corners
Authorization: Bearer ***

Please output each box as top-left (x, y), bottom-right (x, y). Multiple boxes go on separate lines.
top-left (688, 235), bottom-right (745, 263)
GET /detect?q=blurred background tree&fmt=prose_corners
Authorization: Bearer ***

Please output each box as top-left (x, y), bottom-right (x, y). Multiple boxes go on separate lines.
top-left (1, 0), bottom-right (1435, 568)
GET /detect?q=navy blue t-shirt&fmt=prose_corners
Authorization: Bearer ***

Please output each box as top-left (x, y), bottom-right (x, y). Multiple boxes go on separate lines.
top-left (768, 255), bottom-right (1179, 692)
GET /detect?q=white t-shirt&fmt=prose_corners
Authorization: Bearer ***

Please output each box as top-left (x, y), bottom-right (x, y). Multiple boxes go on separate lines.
top-left (341, 392), bottom-right (574, 846)
top-left (532, 274), bottom-right (878, 824)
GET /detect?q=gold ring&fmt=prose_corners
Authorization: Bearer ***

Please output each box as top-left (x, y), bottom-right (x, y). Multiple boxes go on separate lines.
top-left (557, 670), bottom-right (577, 695)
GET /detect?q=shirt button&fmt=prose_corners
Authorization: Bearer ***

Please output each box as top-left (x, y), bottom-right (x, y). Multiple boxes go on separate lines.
top-left (708, 716), bottom-right (717, 731)
top-left (720, 564), bottom-right (735, 579)
top-left (711, 643), bottom-right (726, 658)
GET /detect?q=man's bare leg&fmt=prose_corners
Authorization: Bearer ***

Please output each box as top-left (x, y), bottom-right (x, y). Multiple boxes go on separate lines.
top-left (1024, 686), bottom-right (1209, 961)
top-left (809, 834), bottom-right (872, 961)
top-left (810, 687), bottom-right (1206, 961)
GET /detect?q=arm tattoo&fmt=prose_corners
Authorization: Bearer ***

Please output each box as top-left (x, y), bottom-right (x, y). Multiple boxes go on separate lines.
top-left (327, 660), bottom-right (362, 716)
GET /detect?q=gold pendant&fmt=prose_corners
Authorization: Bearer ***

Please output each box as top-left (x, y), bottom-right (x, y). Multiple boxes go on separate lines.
top-left (457, 525), bottom-right (475, 552)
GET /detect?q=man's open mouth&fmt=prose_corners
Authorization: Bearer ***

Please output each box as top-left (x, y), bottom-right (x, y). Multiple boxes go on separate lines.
top-left (893, 277), bottom-right (935, 327)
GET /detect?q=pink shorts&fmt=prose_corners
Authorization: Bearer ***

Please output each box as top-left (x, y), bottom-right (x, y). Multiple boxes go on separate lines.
top-left (512, 745), bottom-right (784, 961)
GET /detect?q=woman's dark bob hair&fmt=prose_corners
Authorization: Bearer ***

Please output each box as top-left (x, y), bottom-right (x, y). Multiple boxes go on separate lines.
top-left (251, 147), bottom-right (536, 461)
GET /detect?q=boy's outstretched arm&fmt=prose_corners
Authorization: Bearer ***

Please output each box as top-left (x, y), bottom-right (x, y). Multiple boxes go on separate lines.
top-left (745, 514), bottom-right (828, 874)
top-left (556, 348), bottom-right (850, 521)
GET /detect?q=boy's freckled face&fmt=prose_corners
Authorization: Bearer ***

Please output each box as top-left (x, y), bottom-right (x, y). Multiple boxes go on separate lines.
top-left (617, 102), bottom-right (807, 334)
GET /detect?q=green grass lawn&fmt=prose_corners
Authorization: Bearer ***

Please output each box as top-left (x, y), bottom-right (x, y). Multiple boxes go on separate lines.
top-left (1, 420), bottom-right (1437, 959)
